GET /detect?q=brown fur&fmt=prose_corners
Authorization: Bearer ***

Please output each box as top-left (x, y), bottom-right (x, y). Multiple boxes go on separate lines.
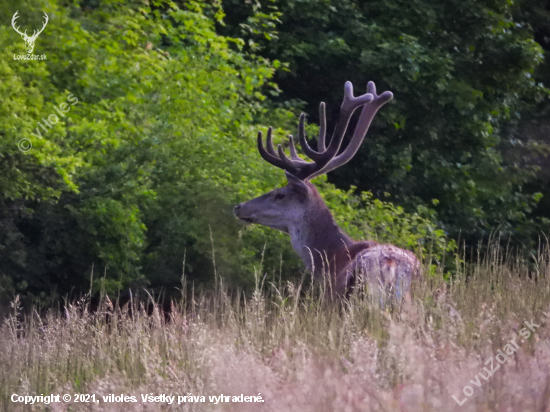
top-left (295, 185), bottom-right (419, 299)
top-left (235, 168), bottom-right (420, 301)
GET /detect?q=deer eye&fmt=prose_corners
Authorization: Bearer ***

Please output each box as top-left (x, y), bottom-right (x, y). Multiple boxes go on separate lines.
top-left (274, 193), bottom-right (286, 200)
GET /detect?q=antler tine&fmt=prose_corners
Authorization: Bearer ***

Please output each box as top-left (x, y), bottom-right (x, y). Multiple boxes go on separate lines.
top-left (257, 129), bottom-right (287, 170)
top-left (288, 135), bottom-right (303, 160)
top-left (264, 127), bottom-right (277, 156)
top-left (317, 102), bottom-right (327, 152)
top-left (298, 113), bottom-right (325, 161)
top-left (308, 81), bottom-right (393, 179)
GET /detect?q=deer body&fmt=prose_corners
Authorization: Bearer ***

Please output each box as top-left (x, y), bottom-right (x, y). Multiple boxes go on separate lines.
top-left (234, 81), bottom-right (419, 300)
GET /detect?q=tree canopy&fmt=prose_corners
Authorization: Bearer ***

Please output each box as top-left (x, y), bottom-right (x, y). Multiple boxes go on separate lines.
top-left (221, 0), bottom-right (550, 246)
top-left (1, 0), bottom-right (453, 310)
top-left (1, 0), bottom-right (549, 310)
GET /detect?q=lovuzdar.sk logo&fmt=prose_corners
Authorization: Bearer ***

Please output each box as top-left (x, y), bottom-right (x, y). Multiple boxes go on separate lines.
top-left (11, 10), bottom-right (49, 60)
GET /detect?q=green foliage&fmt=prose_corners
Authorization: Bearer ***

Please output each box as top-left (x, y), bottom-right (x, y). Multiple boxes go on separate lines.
top-left (511, 0), bottom-right (550, 232)
top-left (0, 0), bottom-right (461, 310)
top-left (220, 0), bottom-right (550, 249)
top-left (315, 179), bottom-right (454, 261)
top-left (0, 0), bottom-right (281, 305)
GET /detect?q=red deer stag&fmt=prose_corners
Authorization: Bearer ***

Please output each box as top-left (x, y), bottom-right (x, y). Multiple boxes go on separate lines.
top-left (234, 81), bottom-right (419, 301)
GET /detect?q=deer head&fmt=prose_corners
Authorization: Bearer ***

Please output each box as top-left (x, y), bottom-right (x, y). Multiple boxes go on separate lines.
top-left (12, 11), bottom-right (49, 54)
top-left (234, 81), bottom-right (393, 235)
top-left (235, 81), bottom-right (419, 300)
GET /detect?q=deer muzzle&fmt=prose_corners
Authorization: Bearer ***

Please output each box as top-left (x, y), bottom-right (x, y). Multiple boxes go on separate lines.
top-left (233, 204), bottom-right (254, 223)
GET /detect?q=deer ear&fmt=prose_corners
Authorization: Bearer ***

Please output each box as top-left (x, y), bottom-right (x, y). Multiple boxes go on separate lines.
top-left (285, 171), bottom-right (309, 196)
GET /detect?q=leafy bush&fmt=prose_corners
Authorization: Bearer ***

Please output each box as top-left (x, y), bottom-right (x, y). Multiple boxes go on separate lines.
top-left (0, 0), bottom-right (453, 311)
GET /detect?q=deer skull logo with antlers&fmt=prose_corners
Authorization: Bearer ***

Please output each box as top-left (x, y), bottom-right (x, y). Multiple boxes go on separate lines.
top-left (11, 11), bottom-right (49, 54)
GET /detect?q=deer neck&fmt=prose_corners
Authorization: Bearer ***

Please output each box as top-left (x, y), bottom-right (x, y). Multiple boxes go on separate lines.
top-left (288, 189), bottom-right (355, 277)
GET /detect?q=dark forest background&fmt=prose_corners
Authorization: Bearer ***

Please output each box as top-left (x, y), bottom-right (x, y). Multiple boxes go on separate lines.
top-left (1, 0), bottom-right (549, 311)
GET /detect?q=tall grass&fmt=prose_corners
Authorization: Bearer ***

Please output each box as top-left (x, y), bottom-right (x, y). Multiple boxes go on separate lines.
top-left (1, 243), bottom-right (549, 411)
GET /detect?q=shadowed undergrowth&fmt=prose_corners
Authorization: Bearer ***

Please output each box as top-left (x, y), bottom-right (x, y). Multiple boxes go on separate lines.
top-left (1, 244), bottom-right (550, 411)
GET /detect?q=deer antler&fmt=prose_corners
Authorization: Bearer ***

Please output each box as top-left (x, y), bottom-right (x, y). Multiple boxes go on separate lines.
top-left (30, 12), bottom-right (49, 40)
top-left (11, 11), bottom-right (49, 40)
top-left (257, 81), bottom-right (393, 181)
top-left (11, 11), bottom-right (27, 37)
top-left (35, 13), bottom-right (49, 38)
